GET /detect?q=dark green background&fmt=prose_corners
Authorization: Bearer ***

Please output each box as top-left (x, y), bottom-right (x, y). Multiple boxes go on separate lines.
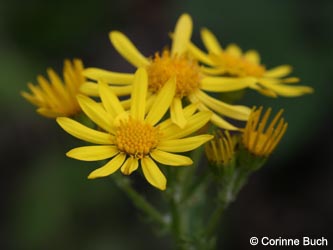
top-left (1, 0), bottom-right (332, 249)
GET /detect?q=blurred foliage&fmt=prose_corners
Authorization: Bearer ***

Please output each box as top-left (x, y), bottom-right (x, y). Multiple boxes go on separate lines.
top-left (1, 0), bottom-right (332, 249)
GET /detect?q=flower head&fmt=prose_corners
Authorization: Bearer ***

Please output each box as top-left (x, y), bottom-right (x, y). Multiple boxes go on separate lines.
top-left (242, 107), bottom-right (288, 157)
top-left (21, 59), bottom-right (85, 118)
top-left (189, 28), bottom-right (314, 98)
top-left (205, 130), bottom-right (235, 165)
top-left (57, 68), bottom-right (213, 190)
top-left (82, 13), bottom-right (251, 130)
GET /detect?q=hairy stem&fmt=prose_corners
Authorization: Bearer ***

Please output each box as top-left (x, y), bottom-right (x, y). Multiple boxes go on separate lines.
top-left (112, 175), bottom-right (166, 228)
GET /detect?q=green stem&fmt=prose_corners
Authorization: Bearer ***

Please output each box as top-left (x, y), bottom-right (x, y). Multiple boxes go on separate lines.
top-left (205, 202), bottom-right (227, 240)
top-left (169, 197), bottom-right (186, 250)
top-left (112, 175), bottom-right (166, 228)
top-left (205, 169), bottom-right (250, 239)
top-left (181, 144), bottom-right (210, 202)
top-left (166, 171), bottom-right (187, 250)
top-left (232, 170), bottom-right (250, 195)
top-left (181, 169), bottom-right (210, 203)
top-left (205, 170), bottom-right (236, 239)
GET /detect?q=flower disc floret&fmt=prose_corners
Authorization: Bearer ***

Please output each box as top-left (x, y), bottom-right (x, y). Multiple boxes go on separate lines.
top-left (115, 118), bottom-right (160, 158)
top-left (147, 51), bottom-right (201, 98)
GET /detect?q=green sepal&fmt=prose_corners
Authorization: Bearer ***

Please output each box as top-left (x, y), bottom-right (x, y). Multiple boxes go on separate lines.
top-left (237, 143), bottom-right (267, 172)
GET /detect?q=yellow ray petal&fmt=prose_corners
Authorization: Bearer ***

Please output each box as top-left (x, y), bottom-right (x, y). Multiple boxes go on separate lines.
top-left (88, 153), bottom-right (126, 179)
top-left (171, 97), bottom-right (187, 128)
top-left (99, 81), bottom-right (125, 117)
top-left (80, 82), bottom-right (132, 97)
top-left (225, 44), bottom-right (242, 58)
top-left (145, 77), bottom-right (176, 125)
top-left (264, 65), bottom-right (292, 78)
top-left (195, 90), bottom-right (251, 120)
top-left (77, 95), bottom-right (114, 133)
top-left (121, 157), bottom-right (139, 175)
top-left (161, 111), bottom-right (212, 140)
top-left (158, 135), bottom-right (213, 152)
top-left (37, 108), bottom-right (61, 118)
top-left (244, 50), bottom-right (261, 64)
top-left (145, 94), bottom-right (156, 114)
top-left (109, 31), bottom-right (149, 68)
top-left (201, 28), bottom-right (223, 54)
top-left (141, 157), bottom-right (166, 190)
top-left (188, 43), bottom-right (215, 66)
top-left (158, 102), bottom-right (198, 130)
top-left (108, 85), bottom-right (133, 96)
top-left (130, 68), bottom-right (148, 121)
top-left (201, 66), bottom-right (225, 75)
top-left (67, 145), bottom-right (119, 161)
top-left (211, 114), bottom-right (240, 130)
top-left (188, 95), bottom-right (240, 130)
top-left (120, 99), bottom-right (131, 110)
top-left (47, 69), bottom-right (71, 104)
top-left (150, 149), bottom-right (193, 166)
top-left (21, 91), bottom-right (41, 106)
top-left (182, 102), bottom-right (199, 117)
top-left (259, 81), bottom-right (314, 97)
top-left (37, 75), bottom-right (61, 107)
top-left (282, 77), bottom-right (300, 84)
top-left (84, 68), bottom-right (134, 84)
top-left (200, 76), bottom-right (256, 92)
top-left (63, 72), bottom-right (78, 99)
top-left (57, 117), bottom-right (113, 144)
top-left (70, 59), bottom-right (85, 88)
top-left (171, 13), bottom-right (192, 56)
top-left (249, 84), bottom-right (278, 98)
top-left (27, 82), bottom-right (44, 101)
top-left (80, 82), bottom-right (99, 96)
top-left (268, 123), bottom-right (288, 154)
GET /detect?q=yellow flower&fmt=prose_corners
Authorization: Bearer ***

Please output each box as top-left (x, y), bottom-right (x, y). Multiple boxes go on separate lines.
top-left (242, 107), bottom-right (288, 157)
top-left (21, 59), bottom-right (85, 118)
top-left (205, 130), bottom-right (235, 165)
top-left (189, 28), bottom-right (314, 98)
top-left (57, 68), bottom-right (213, 190)
top-left (82, 13), bottom-right (251, 130)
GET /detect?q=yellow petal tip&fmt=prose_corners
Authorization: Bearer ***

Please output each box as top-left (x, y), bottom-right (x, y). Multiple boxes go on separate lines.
top-left (158, 184), bottom-right (166, 191)
top-left (87, 171), bottom-right (103, 179)
top-left (87, 174), bottom-right (98, 179)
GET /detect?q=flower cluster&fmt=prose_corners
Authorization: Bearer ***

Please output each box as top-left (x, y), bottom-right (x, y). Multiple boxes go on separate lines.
top-left (21, 13), bottom-right (313, 190)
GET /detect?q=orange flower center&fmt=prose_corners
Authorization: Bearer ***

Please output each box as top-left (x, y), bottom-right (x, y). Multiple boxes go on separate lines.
top-left (115, 118), bottom-right (160, 158)
top-left (147, 50), bottom-right (201, 98)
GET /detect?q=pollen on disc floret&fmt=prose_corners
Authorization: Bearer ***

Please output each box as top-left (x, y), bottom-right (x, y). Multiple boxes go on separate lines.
top-left (115, 118), bottom-right (161, 158)
top-left (147, 50), bottom-right (201, 98)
